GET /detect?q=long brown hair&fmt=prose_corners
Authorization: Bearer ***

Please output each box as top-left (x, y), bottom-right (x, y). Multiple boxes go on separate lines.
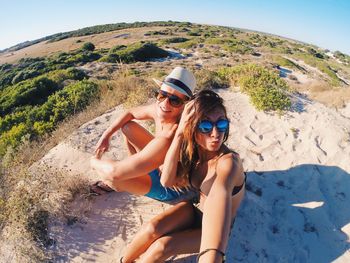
top-left (176, 89), bottom-right (229, 186)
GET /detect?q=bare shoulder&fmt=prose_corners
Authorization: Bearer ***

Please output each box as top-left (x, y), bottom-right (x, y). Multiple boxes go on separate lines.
top-left (216, 152), bottom-right (244, 184)
top-left (130, 103), bottom-right (156, 120)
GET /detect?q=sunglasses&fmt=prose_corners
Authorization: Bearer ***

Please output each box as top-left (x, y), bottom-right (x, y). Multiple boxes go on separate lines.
top-left (197, 119), bottom-right (229, 134)
top-left (156, 90), bottom-right (186, 108)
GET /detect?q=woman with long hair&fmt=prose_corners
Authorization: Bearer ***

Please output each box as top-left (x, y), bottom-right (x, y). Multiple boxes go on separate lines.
top-left (120, 90), bottom-right (246, 262)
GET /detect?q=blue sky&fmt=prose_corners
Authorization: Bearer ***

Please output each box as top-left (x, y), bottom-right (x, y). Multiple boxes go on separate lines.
top-left (1, 0), bottom-right (349, 54)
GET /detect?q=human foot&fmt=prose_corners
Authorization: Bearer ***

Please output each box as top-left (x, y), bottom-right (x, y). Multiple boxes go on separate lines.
top-left (89, 181), bottom-right (114, 195)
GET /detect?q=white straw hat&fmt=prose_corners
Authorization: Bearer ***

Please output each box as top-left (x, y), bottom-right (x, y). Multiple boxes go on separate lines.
top-left (153, 67), bottom-right (196, 97)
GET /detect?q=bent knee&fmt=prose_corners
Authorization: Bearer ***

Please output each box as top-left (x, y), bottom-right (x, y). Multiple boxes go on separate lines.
top-left (121, 121), bottom-right (138, 136)
top-left (142, 219), bottom-right (167, 239)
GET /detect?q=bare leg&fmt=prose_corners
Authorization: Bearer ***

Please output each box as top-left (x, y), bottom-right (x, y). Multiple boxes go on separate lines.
top-left (122, 201), bottom-right (195, 262)
top-left (140, 229), bottom-right (201, 262)
top-left (91, 136), bottom-right (172, 188)
top-left (121, 121), bottom-right (154, 155)
top-left (112, 174), bottom-right (152, 196)
top-left (90, 121), bottom-right (154, 195)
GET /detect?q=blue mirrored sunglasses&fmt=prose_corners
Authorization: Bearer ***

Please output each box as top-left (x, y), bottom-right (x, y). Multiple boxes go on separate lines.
top-left (197, 119), bottom-right (229, 134)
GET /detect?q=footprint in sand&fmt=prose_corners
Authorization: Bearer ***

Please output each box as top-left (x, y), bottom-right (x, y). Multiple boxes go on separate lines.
top-left (244, 135), bottom-right (257, 146)
top-left (291, 128), bottom-right (300, 139)
top-left (314, 136), bottom-right (327, 156)
top-left (249, 124), bottom-right (256, 134)
top-left (249, 149), bottom-right (264, 161)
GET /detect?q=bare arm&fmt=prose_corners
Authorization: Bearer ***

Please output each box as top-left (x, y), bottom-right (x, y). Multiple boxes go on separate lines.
top-left (198, 156), bottom-right (242, 263)
top-left (160, 100), bottom-right (195, 187)
top-left (95, 104), bottom-right (155, 156)
top-left (160, 131), bottom-right (182, 187)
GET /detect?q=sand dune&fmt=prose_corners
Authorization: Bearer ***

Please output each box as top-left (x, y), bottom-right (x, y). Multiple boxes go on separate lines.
top-left (36, 89), bottom-right (350, 262)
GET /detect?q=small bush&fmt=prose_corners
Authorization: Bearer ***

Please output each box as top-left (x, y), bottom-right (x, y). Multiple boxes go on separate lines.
top-left (295, 53), bottom-right (341, 86)
top-left (205, 38), bottom-right (232, 45)
top-left (218, 64), bottom-right (291, 112)
top-left (103, 42), bottom-right (169, 63)
top-left (0, 80), bottom-right (99, 154)
top-left (187, 31), bottom-right (201, 36)
top-left (80, 42), bottom-right (95, 52)
top-left (273, 56), bottom-right (306, 72)
top-left (159, 37), bottom-right (189, 45)
top-left (175, 39), bottom-right (200, 49)
top-left (0, 77), bottom-right (60, 116)
top-left (195, 70), bottom-right (229, 91)
top-left (224, 43), bottom-right (253, 55)
top-left (109, 45), bottom-right (127, 53)
top-left (334, 51), bottom-right (350, 64)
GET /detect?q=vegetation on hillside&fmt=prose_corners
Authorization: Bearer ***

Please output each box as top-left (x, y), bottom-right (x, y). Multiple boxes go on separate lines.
top-left (0, 70), bottom-right (155, 262)
top-left (0, 40), bottom-right (171, 156)
top-left (0, 21), bottom-right (349, 261)
top-left (0, 21), bottom-right (191, 53)
top-left (218, 64), bottom-right (291, 111)
top-left (99, 42), bottom-right (169, 63)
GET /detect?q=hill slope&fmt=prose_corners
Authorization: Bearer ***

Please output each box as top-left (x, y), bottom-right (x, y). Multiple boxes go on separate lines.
top-left (16, 89), bottom-right (349, 262)
top-left (1, 21), bottom-right (350, 262)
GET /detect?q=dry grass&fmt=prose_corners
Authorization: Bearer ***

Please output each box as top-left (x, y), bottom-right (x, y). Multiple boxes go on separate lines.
top-left (309, 87), bottom-right (350, 108)
top-left (0, 26), bottom-right (184, 65)
top-left (0, 65), bottom-right (155, 262)
top-left (294, 81), bottom-right (350, 108)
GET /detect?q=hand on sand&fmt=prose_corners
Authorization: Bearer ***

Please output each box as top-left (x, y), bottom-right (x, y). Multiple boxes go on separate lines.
top-left (94, 136), bottom-right (110, 158)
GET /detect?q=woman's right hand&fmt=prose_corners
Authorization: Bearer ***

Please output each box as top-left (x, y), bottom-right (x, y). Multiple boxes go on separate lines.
top-left (177, 100), bottom-right (195, 135)
top-left (94, 135), bottom-right (110, 158)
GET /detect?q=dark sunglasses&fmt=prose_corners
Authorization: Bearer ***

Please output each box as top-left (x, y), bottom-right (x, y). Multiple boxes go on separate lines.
top-left (156, 90), bottom-right (186, 108)
top-left (197, 119), bottom-right (229, 134)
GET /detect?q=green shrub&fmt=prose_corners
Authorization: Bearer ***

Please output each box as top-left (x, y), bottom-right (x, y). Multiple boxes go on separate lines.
top-left (103, 42), bottom-right (168, 63)
top-left (224, 42), bottom-right (253, 55)
top-left (333, 51), bottom-right (350, 64)
top-left (99, 54), bottom-right (120, 63)
top-left (81, 42), bottom-right (95, 51)
top-left (218, 64), bottom-right (291, 111)
top-left (159, 37), bottom-right (189, 45)
top-left (175, 39), bottom-right (200, 49)
top-left (187, 30), bottom-right (201, 36)
top-left (195, 70), bottom-right (229, 91)
top-left (45, 68), bottom-right (87, 83)
top-left (295, 53), bottom-right (341, 86)
top-left (0, 111), bottom-right (27, 134)
top-left (0, 77), bottom-right (59, 116)
top-left (205, 38), bottom-right (232, 45)
top-left (0, 80), bottom-right (99, 154)
top-left (306, 47), bottom-right (324, 59)
top-left (109, 45), bottom-right (127, 53)
top-left (273, 56), bottom-right (306, 72)
top-left (42, 80), bottom-right (99, 125)
top-left (0, 123), bottom-right (29, 155)
top-left (144, 29), bottom-right (172, 36)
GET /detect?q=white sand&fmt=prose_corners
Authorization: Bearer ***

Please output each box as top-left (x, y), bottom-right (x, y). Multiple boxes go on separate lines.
top-left (34, 89), bottom-right (350, 262)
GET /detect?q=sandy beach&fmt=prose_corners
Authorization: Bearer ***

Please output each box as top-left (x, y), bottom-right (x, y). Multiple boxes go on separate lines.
top-left (34, 89), bottom-right (350, 262)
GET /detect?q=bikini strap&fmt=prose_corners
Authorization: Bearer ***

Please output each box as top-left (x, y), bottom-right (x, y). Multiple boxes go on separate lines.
top-left (196, 248), bottom-right (226, 262)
